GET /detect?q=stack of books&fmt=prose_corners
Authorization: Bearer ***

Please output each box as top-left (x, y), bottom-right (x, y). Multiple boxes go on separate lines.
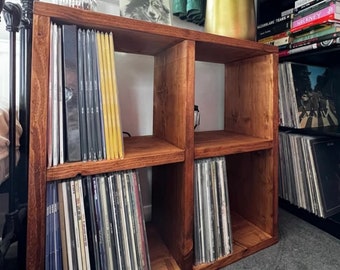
top-left (256, 13), bottom-right (293, 49)
top-left (257, 0), bottom-right (340, 57)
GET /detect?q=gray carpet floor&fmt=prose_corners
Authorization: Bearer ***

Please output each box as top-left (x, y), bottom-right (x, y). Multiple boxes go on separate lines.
top-left (223, 208), bottom-right (340, 270)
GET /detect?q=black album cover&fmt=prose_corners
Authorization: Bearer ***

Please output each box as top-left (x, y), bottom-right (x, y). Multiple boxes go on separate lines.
top-left (311, 137), bottom-right (340, 217)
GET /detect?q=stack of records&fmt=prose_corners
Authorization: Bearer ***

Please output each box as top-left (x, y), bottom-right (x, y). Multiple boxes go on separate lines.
top-left (46, 170), bottom-right (151, 269)
top-left (194, 156), bottom-right (233, 265)
top-left (279, 131), bottom-right (340, 218)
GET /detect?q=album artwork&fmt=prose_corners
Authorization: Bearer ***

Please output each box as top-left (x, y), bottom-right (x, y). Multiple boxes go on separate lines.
top-left (119, 0), bottom-right (172, 25)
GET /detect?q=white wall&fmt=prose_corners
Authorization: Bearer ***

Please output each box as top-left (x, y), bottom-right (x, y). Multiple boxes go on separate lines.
top-left (100, 0), bottom-right (225, 134)
top-left (108, 2), bottom-right (225, 220)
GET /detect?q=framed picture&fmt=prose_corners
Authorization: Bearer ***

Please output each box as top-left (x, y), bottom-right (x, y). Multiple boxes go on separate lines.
top-left (119, 0), bottom-right (172, 25)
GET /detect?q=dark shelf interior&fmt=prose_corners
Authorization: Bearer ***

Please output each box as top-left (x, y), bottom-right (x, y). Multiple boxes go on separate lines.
top-left (279, 126), bottom-right (340, 138)
top-left (279, 45), bottom-right (340, 67)
top-left (257, 0), bottom-right (294, 24)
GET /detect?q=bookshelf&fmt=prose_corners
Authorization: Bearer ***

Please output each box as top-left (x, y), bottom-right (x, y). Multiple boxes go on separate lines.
top-left (257, 0), bottom-right (340, 240)
top-left (26, 2), bottom-right (279, 269)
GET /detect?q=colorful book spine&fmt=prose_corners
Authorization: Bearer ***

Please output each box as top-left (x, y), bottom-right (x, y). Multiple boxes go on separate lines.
top-left (294, 0), bottom-right (333, 19)
top-left (279, 35), bottom-right (340, 56)
top-left (291, 23), bottom-right (336, 40)
top-left (291, 2), bottom-right (339, 32)
top-left (257, 31), bottom-right (288, 43)
top-left (257, 17), bottom-right (292, 39)
top-left (295, 1), bottom-right (327, 13)
top-left (291, 31), bottom-right (340, 48)
top-left (96, 31), bottom-right (112, 160)
top-left (295, 0), bottom-right (323, 8)
top-left (263, 35), bottom-right (291, 47)
top-left (257, 14), bottom-right (292, 29)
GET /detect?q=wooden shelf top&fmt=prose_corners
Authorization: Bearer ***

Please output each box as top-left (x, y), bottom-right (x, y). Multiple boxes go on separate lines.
top-left (33, 2), bottom-right (277, 64)
top-left (194, 130), bottom-right (273, 159)
top-left (47, 136), bottom-right (184, 181)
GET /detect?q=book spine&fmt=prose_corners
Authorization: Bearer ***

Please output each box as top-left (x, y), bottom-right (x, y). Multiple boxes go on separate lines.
top-left (291, 31), bottom-right (340, 48)
top-left (292, 2), bottom-right (336, 29)
top-left (290, 15), bottom-right (337, 33)
top-left (257, 31), bottom-right (289, 43)
top-left (294, 0), bottom-right (333, 18)
top-left (281, 8), bottom-right (294, 17)
top-left (291, 23), bottom-right (337, 42)
top-left (295, 0), bottom-right (330, 12)
top-left (295, 0), bottom-right (325, 9)
top-left (257, 14), bottom-right (292, 29)
top-left (264, 36), bottom-right (291, 47)
top-left (288, 36), bottom-right (340, 55)
top-left (257, 18), bottom-right (292, 39)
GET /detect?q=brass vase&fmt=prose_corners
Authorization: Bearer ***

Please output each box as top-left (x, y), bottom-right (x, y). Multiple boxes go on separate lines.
top-left (204, 0), bottom-right (256, 40)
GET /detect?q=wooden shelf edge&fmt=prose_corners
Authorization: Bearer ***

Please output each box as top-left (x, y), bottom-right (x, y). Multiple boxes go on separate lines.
top-left (47, 136), bottom-right (184, 180)
top-left (32, 2), bottom-right (277, 56)
top-left (147, 223), bottom-right (181, 270)
top-left (195, 130), bottom-right (273, 159)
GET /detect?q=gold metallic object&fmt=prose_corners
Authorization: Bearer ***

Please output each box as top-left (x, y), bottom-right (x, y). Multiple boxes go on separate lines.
top-left (205, 0), bottom-right (256, 40)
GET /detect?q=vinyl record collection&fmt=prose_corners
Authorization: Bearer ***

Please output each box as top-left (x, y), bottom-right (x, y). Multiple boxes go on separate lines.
top-left (45, 170), bottom-right (151, 270)
top-left (48, 22), bottom-right (124, 167)
top-left (279, 131), bottom-right (340, 218)
top-left (278, 62), bottom-right (339, 129)
top-left (194, 156), bottom-right (233, 265)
